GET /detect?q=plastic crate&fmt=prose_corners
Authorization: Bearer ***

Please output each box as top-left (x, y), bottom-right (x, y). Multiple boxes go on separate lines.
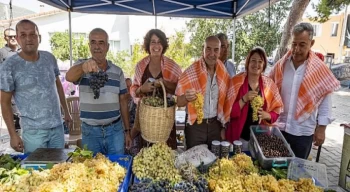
top-left (12, 154), bottom-right (132, 192)
top-left (107, 155), bottom-right (133, 192)
top-left (249, 125), bottom-right (295, 169)
top-left (287, 157), bottom-right (328, 189)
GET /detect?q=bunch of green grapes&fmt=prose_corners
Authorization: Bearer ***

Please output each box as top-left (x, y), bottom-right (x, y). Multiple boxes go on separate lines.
top-left (143, 97), bottom-right (164, 107)
top-left (209, 158), bottom-right (240, 180)
top-left (231, 153), bottom-right (258, 174)
top-left (132, 143), bottom-right (181, 183)
top-left (261, 175), bottom-right (280, 192)
top-left (192, 93), bottom-right (204, 124)
top-left (278, 179), bottom-right (295, 192)
top-left (241, 173), bottom-right (264, 191)
top-left (251, 95), bottom-right (264, 122)
top-left (208, 177), bottom-right (244, 192)
top-left (294, 178), bottom-right (323, 192)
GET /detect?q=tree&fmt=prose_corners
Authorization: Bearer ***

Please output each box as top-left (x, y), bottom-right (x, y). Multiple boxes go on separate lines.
top-left (274, 0), bottom-right (310, 62)
top-left (186, 19), bottom-right (232, 59)
top-left (187, 0), bottom-right (292, 65)
top-left (106, 41), bottom-right (147, 78)
top-left (309, 0), bottom-right (350, 23)
top-left (165, 31), bottom-right (192, 69)
top-left (50, 31), bottom-right (90, 61)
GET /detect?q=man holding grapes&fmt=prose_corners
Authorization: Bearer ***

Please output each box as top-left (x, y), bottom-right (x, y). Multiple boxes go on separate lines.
top-left (66, 28), bottom-right (132, 155)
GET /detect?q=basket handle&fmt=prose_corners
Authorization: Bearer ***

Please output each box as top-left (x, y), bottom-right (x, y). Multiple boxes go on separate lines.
top-left (159, 81), bottom-right (167, 109)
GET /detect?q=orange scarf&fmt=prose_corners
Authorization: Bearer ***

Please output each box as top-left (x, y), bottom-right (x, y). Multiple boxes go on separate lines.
top-left (175, 58), bottom-right (232, 125)
top-left (269, 50), bottom-right (340, 122)
top-left (227, 72), bottom-right (283, 124)
top-left (131, 55), bottom-right (182, 103)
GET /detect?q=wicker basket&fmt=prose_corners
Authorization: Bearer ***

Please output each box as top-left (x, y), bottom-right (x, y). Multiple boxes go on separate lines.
top-left (139, 81), bottom-right (175, 143)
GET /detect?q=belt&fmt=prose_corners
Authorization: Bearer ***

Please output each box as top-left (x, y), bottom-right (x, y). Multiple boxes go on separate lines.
top-left (101, 116), bottom-right (121, 128)
top-left (202, 116), bottom-right (217, 124)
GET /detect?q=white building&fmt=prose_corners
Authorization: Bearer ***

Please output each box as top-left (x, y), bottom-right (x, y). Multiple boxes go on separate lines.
top-left (1, 10), bottom-right (131, 53)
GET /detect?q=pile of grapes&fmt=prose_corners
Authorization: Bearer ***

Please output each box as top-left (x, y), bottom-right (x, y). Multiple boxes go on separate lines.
top-left (143, 96), bottom-right (175, 107)
top-left (129, 178), bottom-right (209, 192)
top-left (129, 179), bottom-right (172, 192)
top-left (88, 71), bottom-right (109, 99)
top-left (132, 143), bottom-right (182, 183)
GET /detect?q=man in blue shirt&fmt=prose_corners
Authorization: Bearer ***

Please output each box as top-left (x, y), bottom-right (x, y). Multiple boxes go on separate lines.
top-left (216, 33), bottom-right (236, 77)
top-left (0, 20), bottom-right (71, 153)
top-left (66, 28), bottom-right (131, 155)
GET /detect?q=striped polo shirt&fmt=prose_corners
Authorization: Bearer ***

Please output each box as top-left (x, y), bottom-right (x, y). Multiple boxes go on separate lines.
top-left (74, 59), bottom-right (127, 126)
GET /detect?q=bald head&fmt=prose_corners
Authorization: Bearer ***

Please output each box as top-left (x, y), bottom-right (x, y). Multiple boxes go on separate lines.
top-left (203, 35), bottom-right (221, 67)
top-left (205, 36), bottom-right (221, 46)
top-left (89, 28), bottom-right (109, 42)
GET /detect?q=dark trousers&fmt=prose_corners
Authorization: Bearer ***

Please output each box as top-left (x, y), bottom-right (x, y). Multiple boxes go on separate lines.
top-left (282, 131), bottom-right (313, 159)
top-left (185, 116), bottom-right (221, 150)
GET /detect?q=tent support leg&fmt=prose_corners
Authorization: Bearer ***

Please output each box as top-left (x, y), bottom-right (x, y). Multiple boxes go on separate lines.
top-left (231, 18), bottom-right (236, 67)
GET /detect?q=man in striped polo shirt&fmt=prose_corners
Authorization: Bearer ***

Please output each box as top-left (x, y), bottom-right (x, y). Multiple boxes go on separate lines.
top-left (66, 28), bottom-right (131, 155)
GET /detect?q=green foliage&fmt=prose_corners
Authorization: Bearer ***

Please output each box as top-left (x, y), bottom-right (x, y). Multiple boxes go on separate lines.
top-left (186, 0), bottom-right (292, 65)
top-left (50, 31), bottom-right (90, 61)
top-left (165, 31), bottom-right (192, 69)
top-left (186, 19), bottom-right (232, 59)
top-left (309, 0), bottom-right (350, 23)
top-left (107, 41), bottom-right (147, 78)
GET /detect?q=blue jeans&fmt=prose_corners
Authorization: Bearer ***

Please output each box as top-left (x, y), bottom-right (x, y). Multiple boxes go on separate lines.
top-left (22, 124), bottom-right (65, 154)
top-left (81, 120), bottom-right (125, 155)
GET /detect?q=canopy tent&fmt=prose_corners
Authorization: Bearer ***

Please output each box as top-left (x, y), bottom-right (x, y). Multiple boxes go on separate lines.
top-left (36, 0), bottom-right (279, 65)
top-left (38, 0), bottom-right (277, 19)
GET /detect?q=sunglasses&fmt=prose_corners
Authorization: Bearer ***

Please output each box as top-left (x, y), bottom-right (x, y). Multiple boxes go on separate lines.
top-left (6, 35), bottom-right (16, 38)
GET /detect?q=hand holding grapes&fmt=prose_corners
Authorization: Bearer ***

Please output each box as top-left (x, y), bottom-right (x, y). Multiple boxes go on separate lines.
top-left (257, 108), bottom-right (271, 124)
top-left (140, 81), bottom-right (155, 93)
top-left (185, 89), bottom-right (197, 102)
top-left (243, 91), bottom-right (258, 102)
top-left (82, 59), bottom-right (99, 73)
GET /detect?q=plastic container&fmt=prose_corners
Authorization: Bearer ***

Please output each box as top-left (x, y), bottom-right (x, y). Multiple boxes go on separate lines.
top-left (12, 154), bottom-right (132, 192)
top-left (287, 157), bottom-right (328, 189)
top-left (249, 125), bottom-right (295, 169)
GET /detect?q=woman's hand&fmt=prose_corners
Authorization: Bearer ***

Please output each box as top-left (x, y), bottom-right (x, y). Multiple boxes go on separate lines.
top-left (140, 80), bottom-right (156, 93)
top-left (154, 78), bottom-right (163, 88)
top-left (243, 91), bottom-right (258, 102)
top-left (258, 108), bottom-right (271, 123)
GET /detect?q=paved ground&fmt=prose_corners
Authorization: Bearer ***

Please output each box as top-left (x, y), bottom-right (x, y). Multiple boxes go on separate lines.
top-left (309, 86), bottom-right (350, 191)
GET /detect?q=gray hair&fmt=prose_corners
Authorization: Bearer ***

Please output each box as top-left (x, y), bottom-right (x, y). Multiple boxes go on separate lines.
top-left (292, 22), bottom-right (314, 40)
top-left (216, 33), bottom-right (228, 41)
top-left (89, 28), bottom-right (109, 42)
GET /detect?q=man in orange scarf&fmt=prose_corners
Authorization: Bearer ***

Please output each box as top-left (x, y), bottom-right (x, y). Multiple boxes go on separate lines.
top-left (176, 36), bottom-right (232, 149)
top-left (269, 22), bottom-right (340, 159)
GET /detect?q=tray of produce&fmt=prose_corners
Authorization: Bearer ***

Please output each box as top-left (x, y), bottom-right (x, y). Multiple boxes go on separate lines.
top-left (249, 125), bottom-right (295, 169)
top-left (1, 149), bottom-right (132, 192)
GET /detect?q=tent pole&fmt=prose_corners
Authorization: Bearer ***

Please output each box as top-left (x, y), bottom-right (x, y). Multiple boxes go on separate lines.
top-left (155, 16), bottom-right (157, 28)
top-left (69, 9), bottom-right (73, 66)
top-left (231, 18), bottom-right (236, 65)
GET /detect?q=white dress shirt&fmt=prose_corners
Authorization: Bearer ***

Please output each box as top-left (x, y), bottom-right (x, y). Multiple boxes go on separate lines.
top-left (203, 72), bottom-right (219, 118)
top-left (277, 58), bottom-right (333, 136)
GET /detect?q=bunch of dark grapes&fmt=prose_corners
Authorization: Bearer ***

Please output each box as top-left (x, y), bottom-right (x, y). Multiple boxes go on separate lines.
top-left (129, 179), bottom-right (172, 192)
top-left (173, 177), bottom-right (209, 192)
top-left (89, 71), bottom-right (108, 99)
